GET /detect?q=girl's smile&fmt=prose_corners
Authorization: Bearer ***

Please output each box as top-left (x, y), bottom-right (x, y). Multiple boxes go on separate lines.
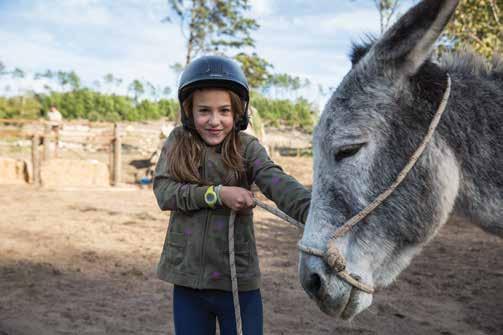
top-left (206, 128), bottom-right (223, 135)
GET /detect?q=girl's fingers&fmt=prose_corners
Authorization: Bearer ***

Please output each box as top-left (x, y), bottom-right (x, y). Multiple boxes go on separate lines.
top-left (246, 198), bottom-right (253, 208)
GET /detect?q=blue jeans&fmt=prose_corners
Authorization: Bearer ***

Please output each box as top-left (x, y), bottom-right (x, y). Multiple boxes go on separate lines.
top-left (173, 284), bottom-right (263, 335)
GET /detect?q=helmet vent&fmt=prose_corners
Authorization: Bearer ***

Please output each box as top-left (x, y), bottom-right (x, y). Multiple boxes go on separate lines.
top-left (206, 62), bottom-right (227, 76)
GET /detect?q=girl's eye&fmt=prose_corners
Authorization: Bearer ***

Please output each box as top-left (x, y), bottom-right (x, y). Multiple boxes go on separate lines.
top-left (334, 143), bottom-right (366, 162)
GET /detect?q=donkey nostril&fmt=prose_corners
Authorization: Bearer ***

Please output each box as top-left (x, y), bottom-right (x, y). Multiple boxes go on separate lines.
top-left (307, 273), bottom-right (322, 297)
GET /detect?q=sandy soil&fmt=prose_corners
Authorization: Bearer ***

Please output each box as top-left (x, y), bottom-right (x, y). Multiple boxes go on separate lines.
top-left (0, 156), bottom-right (502, 335)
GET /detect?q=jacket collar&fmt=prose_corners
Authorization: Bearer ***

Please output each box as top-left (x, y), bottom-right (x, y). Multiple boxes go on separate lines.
top-left (198, 142), bottom-right (222, 168)
top-left (204, 142), bottom-right (223, 154)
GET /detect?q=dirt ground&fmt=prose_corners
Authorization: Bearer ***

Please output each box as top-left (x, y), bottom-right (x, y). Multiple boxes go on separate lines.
top-left (0, 156), bottom-right (502, 335)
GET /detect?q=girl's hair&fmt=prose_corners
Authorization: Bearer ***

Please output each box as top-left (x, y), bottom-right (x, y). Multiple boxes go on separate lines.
top-left (166, 89), bottom-right (246, 186)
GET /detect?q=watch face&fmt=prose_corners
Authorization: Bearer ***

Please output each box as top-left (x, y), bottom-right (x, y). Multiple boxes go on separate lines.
top-left (206, 194), bottom-right (215, 202)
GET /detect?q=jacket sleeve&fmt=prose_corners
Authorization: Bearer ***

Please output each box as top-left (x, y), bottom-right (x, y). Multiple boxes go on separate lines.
top-left (153, 129), bottom-right (209, 212)
top-left (245, 138), bottom-right (311, 224)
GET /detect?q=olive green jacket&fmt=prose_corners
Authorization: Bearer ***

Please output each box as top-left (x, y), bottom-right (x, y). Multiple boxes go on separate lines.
top-left (153, 126), bottom-right (311, 291)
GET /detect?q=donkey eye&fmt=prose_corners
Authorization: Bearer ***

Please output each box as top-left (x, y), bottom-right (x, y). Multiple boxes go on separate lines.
top-left (334, 143), bottom-right (365, 162)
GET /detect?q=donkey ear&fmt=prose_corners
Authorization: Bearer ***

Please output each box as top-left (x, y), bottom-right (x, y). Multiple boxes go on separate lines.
top-left (370, 0), bottom-right (459, 77)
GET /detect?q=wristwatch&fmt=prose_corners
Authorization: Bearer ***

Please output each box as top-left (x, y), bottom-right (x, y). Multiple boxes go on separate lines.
top-left (204, 185), bottom-right (218, 208)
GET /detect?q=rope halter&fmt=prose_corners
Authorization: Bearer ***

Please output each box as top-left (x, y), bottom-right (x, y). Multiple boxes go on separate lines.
top-left (297, 74), bottom-right (452, 295)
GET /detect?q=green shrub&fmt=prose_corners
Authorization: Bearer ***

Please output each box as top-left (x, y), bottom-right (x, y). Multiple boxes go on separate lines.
top-left (2, 89), bottom-right (318, 129)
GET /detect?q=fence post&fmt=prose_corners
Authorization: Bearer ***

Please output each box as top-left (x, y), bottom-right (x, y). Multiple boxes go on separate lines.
top-left (54, 124), bottom-right (60, 158)
top-left (113, 123), bottom-right (121, 186)
top-left (108, 140), bottom-right (114, 184)
top-left (43, 123), bottom-right (51, 161)
top-left (32, 134), bottom-right (40, 185)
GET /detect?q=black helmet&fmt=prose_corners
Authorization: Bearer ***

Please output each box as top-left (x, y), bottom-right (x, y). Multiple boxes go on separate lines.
top-left (178, 55), bottom-right (250, 131)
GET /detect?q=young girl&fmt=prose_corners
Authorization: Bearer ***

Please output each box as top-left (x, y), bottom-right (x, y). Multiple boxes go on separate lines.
top-left (153, 55), bottom-right (311, 335)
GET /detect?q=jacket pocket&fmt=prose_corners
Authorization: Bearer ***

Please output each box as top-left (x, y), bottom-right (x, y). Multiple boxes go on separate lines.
top-left (166, 232), bottom-right (186, 266)
top-left (222, 240), bottom-right (251, 275)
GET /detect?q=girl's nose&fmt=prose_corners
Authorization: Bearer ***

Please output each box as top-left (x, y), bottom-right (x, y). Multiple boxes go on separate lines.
top-left (208, 112), bottom-right (220, 126)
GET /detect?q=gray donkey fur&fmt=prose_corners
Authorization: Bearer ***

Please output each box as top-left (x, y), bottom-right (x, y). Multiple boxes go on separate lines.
top-left (298, 0), bottom-right (503, 320)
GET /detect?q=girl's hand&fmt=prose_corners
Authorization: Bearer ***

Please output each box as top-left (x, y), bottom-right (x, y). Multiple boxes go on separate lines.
top-left (219, 186), bottom-right (255, 211)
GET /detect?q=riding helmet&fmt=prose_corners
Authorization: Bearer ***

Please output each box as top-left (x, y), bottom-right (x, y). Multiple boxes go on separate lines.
top-left (177, 55), bottom-right (250, 131)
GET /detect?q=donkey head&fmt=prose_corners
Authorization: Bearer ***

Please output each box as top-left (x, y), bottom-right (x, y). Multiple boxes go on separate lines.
top-left (299, 0), bottom-right (460, 319)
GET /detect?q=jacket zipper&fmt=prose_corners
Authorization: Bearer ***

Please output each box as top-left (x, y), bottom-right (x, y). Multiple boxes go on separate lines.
top-left (197, 147), bottom-right (209, 288)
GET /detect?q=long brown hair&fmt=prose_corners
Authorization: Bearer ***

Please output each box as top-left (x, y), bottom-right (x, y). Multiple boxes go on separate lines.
top-left (166, 89), bottom-right (246, 185)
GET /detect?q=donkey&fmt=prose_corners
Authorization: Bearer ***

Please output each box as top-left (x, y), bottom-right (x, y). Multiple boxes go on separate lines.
top-left (298, 0), bottom-right (503, 320)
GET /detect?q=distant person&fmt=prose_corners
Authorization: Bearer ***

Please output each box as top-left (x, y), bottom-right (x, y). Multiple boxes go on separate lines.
top-left (152, 55), bottom-right (311, 335)
top-left (46, 105), bottom-right (63, 156)
top-left (47, 105), bottom-right (63, 128)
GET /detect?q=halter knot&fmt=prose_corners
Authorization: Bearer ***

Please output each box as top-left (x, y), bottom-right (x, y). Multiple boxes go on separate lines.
top-left (324, 240), bottom-right (346, 272)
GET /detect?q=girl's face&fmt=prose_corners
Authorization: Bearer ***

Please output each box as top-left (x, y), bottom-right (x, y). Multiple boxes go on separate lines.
top-left (192, 89), bottom-right (235, 146)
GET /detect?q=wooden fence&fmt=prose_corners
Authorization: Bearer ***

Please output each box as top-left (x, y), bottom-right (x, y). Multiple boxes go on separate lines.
top-left (0, 119), bottom-right (122, 186)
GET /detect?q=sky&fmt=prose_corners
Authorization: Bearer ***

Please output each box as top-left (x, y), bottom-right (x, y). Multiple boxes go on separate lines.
top-left (0, 0), bottom-right (415, 109)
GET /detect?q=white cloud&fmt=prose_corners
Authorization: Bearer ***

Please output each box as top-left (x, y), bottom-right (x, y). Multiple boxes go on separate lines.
top-left (250, 0), bottom-right (273, 16)
top-left (251, 9), bottom-right (378, 89)
top-left (319, 9), bottom-right (380, 33)
top-left (18, 1), bottom-right (111, 27)
top-left (243, 5), bottom-right (383, 107)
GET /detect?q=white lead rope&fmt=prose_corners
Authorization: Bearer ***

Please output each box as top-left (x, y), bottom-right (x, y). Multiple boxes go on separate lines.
top-left (228, 210), bottom-right (243, 335)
